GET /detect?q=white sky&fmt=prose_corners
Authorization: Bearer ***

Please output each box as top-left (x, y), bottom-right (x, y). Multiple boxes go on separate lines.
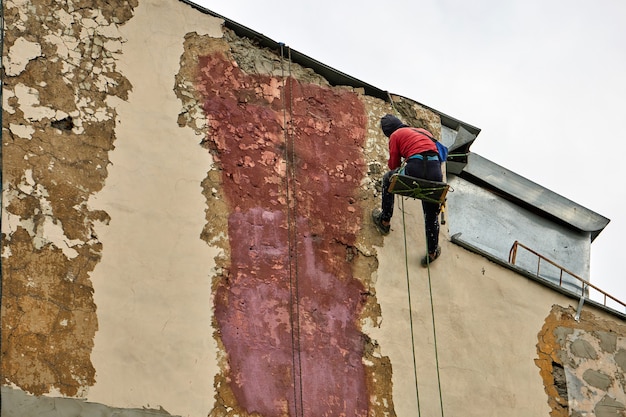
top-left (192, 0), bottom-right (626, 307)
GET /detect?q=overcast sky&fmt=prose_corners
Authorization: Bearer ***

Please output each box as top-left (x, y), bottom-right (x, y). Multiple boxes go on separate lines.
top-left (193, 0), bottom-right (626, 308)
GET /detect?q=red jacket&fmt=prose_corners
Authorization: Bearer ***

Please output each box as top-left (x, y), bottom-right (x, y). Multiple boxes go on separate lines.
top-left (388, 127), bottom-right (438, 169)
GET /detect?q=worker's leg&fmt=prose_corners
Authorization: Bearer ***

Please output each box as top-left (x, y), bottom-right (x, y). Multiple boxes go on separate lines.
top-left (372, 169), bottom-right (398, 235)
top-left (380, 169), bottom-right (398, 222)
top-left (422, 200), bottom-right (441, 254)
top-left (406, 158), bottom-right (443, 260)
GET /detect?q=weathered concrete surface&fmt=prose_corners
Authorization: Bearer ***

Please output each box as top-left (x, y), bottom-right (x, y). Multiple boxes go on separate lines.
top-left (1, 386), bottom-right (179, 417)
top-left (536, 305), bottom-right (626, 417)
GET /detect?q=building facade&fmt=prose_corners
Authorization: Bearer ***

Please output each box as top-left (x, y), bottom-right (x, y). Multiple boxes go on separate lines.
top-left (2, 1), bottom-right (624, 417)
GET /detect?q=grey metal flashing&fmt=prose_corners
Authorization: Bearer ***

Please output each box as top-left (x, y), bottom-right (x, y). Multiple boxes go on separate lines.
top-left (176, 0), bottom-right (481, 136)
top-left (451, 234), bottom-right (625, 321)
top-left (459, 153), bottom-right (610, 240)
top-left (444, 125), bottom-right (478, 174)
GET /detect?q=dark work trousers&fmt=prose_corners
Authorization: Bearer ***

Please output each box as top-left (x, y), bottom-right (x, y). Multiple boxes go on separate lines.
top-left (380, 158), bottom-right (443, 254)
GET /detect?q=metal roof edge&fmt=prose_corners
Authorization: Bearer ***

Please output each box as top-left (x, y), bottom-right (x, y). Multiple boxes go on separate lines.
top-left (460, 153), bottom-right (610, 239)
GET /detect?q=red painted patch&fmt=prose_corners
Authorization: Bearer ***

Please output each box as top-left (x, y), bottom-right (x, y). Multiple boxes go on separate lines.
top-left (199, 52), bottom-right (369, 417)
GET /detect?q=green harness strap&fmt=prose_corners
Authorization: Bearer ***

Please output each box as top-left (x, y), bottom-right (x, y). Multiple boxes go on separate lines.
top-left (390, 174), bottom-right (449, 204)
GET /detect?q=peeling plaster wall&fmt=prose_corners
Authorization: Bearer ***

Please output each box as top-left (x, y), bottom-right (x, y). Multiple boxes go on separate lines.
top-left (2, 0), bottom-right (136, 398)
top-left (84, 1), bottom-right (221, 416)
top-left (2, 1), bottom-right (626, 417)
top-left (174, 31), bottom-right (396, 417)
top-left (536, 305), bottom-right (626, 417)
top-left (1, 0), bottom-right (220, 415)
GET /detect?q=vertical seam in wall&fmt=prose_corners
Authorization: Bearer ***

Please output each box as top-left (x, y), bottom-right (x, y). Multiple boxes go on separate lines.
top-left (0, 0), bottom-right (5, 364)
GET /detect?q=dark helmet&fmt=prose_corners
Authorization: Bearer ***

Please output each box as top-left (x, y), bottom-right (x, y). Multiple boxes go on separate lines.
top-left (380, 114), bottom-right (406, 137)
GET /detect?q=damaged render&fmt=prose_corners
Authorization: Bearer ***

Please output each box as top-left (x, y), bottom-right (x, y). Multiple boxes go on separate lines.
top-left (173, 30), bottom-right (426, 417)
top-left (1, 0), bottom-right (136, 396)
top-left (536, 305), bottom-right (626, 417)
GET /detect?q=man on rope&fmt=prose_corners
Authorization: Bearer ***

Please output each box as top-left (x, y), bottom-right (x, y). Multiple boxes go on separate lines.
top-left (372, 114), bottom-right (444, 266)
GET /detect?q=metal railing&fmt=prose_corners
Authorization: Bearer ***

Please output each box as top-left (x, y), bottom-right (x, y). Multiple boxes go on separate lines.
top-left (509, 241), bottom-right (625, 312)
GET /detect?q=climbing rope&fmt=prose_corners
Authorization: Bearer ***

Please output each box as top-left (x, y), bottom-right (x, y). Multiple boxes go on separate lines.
top-left (421, 209), bottom-right (445, 417)
top-left (387, 93), bottom-right (445, 417)
top-left (280, 43), bottom-right (304, 417)
top-left (399, 196), bottom-right (446, 417)
top-left (399, 196), bottom-right (423, 417)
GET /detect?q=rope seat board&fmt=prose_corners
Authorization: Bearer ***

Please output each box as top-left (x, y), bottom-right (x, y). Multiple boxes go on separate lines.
top-left (388, 173), bottom-right (449, 204)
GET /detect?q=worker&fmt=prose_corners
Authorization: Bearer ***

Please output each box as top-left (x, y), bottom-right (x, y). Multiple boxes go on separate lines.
top-left (372, 114), bottom-right (443, 266)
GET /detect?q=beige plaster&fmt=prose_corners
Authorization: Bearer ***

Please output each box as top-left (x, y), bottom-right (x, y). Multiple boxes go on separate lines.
top-left (370, 199), bottom-right (557, 417)
top-left (5, 37), bottom-right (42, 76)
top-left (86, 1), bottom-right (222, 416)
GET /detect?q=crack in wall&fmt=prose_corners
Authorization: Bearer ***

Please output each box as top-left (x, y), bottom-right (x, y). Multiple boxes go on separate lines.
top-left (2, 0), bottom-right (136, 396)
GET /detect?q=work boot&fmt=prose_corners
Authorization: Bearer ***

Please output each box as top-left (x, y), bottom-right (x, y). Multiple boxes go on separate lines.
top-left (372, 208), bottom-right (390, 235)
top-left (421, 245), bottom-right (441, 267)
